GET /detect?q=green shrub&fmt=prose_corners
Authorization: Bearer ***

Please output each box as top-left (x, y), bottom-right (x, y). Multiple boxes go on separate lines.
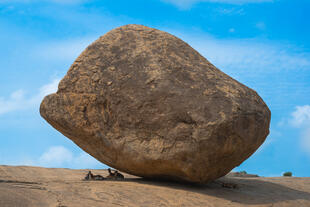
top-left (283, 172), bottom-right (292, 177)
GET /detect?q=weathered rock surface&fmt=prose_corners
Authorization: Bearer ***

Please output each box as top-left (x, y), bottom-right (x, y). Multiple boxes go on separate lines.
top-left (40, 24), bottom-right (271, 183)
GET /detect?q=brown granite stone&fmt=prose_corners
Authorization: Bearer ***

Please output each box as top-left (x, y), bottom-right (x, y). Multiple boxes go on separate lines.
top-left (40, 24), bottom-right (271, 183)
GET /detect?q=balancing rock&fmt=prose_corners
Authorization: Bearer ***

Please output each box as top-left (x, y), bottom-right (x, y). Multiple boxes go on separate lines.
top-left (40, 24), bottom-right (271, 183)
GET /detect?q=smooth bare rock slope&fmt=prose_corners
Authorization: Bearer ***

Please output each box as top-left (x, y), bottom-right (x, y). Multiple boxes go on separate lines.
top-left (40, 24), bottom-right (271, 183)
top-left (1, 166), bottom-right (310, 207)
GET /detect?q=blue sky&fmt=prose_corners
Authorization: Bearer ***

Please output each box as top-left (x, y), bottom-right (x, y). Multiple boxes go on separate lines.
top-left (0, 0), bottom-right (310, 177)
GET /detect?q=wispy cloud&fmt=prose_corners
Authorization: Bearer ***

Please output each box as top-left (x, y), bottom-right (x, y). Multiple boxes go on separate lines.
top-left (162, 0), bottom-right (273, 9)
top-left (289, 105), bottom-right (310, 156)
top-left (171, 31), bottom-right (310, 73)
top-left (0, 90), bottom-right (25, 115)
top-left (0, 36), bottom-right (96, 116)
top-left (33, 37), bottom-right (96, 62)
top-left (34, 28), bottom-right (310, 75)
top-left (39, 146), bottom-right (73, 167)
top-left (255, 129), bottom-right (281, 154)
top-left (0, 78), bottom-right (60, 115)
top-left (1, 146), bottom-right (104, 169)
top-left (39, 79), bottom-right (60, 96)
top-left (228, 28), bottom-right (235, 33)
top-left (216, 7), bottom-right (245, 15)
top-left (0, 0), bottom-right (87, 4)
top-left (256, 22), bottom-right (266, 30)
top-left (301, 127), bottom-right (310, 156)
top-left (290, 105), bottom-right (310, 127)
top-left (37, 146), bottom-right (103, 169)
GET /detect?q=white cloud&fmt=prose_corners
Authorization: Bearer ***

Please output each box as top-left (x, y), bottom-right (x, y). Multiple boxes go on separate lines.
top-left (289, 105), bottom-right (310, 156)
top-left (290, 105), bottom-right (310, 128)
top-left (72, 152), bottom-right (103, 169)
top-left (47, 0), bottom-right (86, 3)
top-left (39, 78), bottom-right (60, 98)
top-left (301, 127), bottom-right (310, 156)
top-left (229, 28), bottom-right (235, 33)
top-left (0, 78), bottom-right (60, 115)
top-left (0, 36), bottom-right (95, 116)
top-left (1, 145), bottom-right (104, 169)
top-left (256, 22), bottom-right (266, 30)
top-left (33, 37), bottom-right (96, 62)
top-left (162, 0), bottom-right (273, 9)
top-left (170, 31), bottom-right (310, 73)
top-left (0, 90), bottom-right (25, 114)
top-left (39, 146), bottom-right (73, 167)
top-left (0, 0), bottom-right (87, 4)
top-left (250, 128), bottom-right (280, 155)
top-left (30, 29), bottom-right (310, 85)
top-left (0, 157), bottom-right (36, 166)
top-left (217, 7), bottom-right (245, 15)
top-left (38, 146), bottom-right (103, 169)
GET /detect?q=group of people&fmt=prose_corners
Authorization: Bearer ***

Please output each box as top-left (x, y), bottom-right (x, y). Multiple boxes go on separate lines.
top-left (84, 168), bottom-right (124, 181)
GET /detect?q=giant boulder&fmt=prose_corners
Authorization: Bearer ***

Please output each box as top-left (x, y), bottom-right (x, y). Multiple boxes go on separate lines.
top-left (40, 24), bottom-right (271, 183)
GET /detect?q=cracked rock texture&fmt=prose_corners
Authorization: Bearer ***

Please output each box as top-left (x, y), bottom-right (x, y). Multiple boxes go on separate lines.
top-left (40, 24), bottom-right (271, 183)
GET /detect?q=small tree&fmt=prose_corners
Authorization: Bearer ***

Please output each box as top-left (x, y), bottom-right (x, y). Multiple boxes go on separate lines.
top-left (283, 172), bottom-right (292, 177)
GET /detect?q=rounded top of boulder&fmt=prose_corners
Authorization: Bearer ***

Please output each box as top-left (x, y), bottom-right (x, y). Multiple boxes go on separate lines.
top-left (58, 24), bottom-right (231, 96)
top-left (40, 24), bottom-right (271, 183)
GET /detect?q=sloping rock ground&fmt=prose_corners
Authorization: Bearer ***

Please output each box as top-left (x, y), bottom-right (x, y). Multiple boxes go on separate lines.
top-left (0, 165), bottom-right (309, 207)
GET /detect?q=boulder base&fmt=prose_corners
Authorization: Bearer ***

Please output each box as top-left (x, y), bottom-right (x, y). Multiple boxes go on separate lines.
top-left (40, 24), bottom-right (271, 183)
